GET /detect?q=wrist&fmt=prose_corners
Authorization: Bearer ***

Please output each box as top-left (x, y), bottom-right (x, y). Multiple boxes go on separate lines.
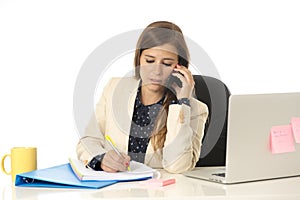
top-left (87, 153), bottom-right (105, 171)
top-left (178, 98), bottom-right (191, 106)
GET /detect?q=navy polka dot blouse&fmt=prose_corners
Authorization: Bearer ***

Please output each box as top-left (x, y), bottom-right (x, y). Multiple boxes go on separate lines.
top-left (128, 87), bottom-right (165, 163)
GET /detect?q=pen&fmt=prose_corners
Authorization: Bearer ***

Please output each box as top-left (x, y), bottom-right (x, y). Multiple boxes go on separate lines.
top-left (104, 135), bottom-right (131, 171)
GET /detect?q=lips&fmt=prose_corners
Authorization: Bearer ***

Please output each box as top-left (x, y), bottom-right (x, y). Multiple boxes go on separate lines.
top-left (149, 78), bottom-right (162, 84)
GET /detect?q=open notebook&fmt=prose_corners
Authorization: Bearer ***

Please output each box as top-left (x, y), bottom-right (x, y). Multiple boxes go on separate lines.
top-left (69, 158), bottom-right (159, 181)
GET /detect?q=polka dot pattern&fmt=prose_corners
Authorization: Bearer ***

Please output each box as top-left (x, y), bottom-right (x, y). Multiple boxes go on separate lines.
top-left (128, 87), bottom-right (164, 163)
top-left (127, 86), bottom-right (190, 163)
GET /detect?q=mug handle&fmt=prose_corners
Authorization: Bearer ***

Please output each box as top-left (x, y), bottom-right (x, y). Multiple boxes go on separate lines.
top-left (1, 154), bottom-right (11, 175)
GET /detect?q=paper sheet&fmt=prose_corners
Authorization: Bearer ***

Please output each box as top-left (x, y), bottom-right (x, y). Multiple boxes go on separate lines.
top-left (69, 158), bottom-right (156, 181)
top-left (270, 125), bottom-right (295, 154)
top-left (291, 117), bottom-right (300, 143)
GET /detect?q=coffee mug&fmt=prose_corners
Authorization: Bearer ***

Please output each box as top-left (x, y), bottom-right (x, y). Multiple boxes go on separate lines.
top-left (1, 147), bottom-right (37, 183)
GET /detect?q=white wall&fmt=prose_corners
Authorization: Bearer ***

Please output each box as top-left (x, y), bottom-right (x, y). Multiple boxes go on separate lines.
top-left (1, 0), bottom-right (299, 183)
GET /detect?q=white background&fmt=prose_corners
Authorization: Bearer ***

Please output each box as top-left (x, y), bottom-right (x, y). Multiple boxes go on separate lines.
top-left (1, 0), bottom-right (299, 183)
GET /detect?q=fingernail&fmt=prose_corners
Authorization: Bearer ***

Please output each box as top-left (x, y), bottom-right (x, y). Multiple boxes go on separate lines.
top-left (125, 162), bottom-right (129, 166)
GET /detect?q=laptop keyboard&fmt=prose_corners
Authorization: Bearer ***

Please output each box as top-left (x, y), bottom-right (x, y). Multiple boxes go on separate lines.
top-left (212, 173), bottom-right (226, 177)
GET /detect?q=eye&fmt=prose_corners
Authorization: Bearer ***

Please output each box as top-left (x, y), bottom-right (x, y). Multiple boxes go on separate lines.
top-left (145, 59), bottom-right (155, 64)
top-left (163, 63), bottom-right (173, 67)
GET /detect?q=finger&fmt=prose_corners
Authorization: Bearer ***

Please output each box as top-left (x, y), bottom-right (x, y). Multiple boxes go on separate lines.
top-left (101, 164), bottom-right (118, 173)
top-left (121, 153), bottom-right (131, 165)
top-left (121, 153), bottom-right (131, 160)
top-left (174, 68), bottom-right (193, 84)
top-left (171, 71), bottom-right (186, 84)
top-left (174, 66), bottom-right (193, 84)
top-left (105, 150), bottom-right (126, 164)
top-left (103, 151), bottom-right (128, 171)
top-left (102, 156), bottom-right (128, 172)
top-left (109, 151), bottom-right (130, 166)
top-left (110, 151), bottom-right (125, 163)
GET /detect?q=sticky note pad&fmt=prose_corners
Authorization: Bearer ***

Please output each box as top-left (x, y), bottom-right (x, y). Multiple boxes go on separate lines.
top-left (291, 117), bottom-right (300, 143)
top-left (270, 125), bottom-right (295, 154)
top-left (140, 178), bottom-right (176, 187)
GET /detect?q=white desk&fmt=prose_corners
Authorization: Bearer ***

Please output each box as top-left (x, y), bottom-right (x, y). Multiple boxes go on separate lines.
top-left (2, 170), bottom-right (300, 200)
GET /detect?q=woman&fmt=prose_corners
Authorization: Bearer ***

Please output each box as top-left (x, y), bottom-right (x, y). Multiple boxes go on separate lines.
top-left (76, 21), bottom-right (208, 173)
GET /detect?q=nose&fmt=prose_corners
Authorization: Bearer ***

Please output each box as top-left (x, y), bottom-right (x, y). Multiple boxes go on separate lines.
top-left (152, 62), bottom-right (163, 75)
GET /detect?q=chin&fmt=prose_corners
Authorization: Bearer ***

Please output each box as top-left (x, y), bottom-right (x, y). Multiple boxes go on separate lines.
top-left (147, 83), bottom-right (164, 92)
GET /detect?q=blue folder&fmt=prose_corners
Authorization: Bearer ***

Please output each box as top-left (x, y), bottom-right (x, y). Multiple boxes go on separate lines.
top-left (15, 163), bottom-right (117, 189)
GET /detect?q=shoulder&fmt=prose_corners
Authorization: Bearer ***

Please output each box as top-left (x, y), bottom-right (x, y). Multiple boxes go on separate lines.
top-left (102, 77), bottom-right (140, 95)
top-left (108, 77), bottom-right (139, 86)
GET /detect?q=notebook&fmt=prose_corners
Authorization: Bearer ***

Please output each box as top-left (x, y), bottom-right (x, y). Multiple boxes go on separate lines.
top-left (183, 92), bottom-right (300, 184)
top-left (15, 159), bottom-right (158, 189)
top-left (69, 158), bottom-right (157, 181)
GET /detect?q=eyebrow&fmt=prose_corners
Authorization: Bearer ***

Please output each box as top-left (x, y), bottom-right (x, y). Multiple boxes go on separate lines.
top-left (144, 55), bottom-right (176, 61)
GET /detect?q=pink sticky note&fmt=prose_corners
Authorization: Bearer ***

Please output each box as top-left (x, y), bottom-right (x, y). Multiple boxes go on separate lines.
top-left (140, 178), bottom-right (176, 187)
top-left (270, 125), bottom-right (295, 154)
top-left (291, 117), bottom-right (300, 143)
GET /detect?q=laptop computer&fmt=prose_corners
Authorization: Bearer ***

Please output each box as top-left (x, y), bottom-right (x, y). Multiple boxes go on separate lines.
top-left (183, 92), bottom-right (300, 184)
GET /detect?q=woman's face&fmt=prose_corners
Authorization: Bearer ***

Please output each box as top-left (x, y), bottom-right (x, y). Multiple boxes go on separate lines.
top-left (139, 44), bottom-right (178, 93)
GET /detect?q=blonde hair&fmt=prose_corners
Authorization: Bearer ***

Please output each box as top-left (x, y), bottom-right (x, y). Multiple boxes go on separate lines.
top-left (134, 21), bottom-right (190, 151)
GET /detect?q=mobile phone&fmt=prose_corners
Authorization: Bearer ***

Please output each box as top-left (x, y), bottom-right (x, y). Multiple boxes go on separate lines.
top-left (167, 72), bottom-right (183, 88)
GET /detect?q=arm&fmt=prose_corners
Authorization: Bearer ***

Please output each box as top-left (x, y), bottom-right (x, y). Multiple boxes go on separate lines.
top-left (76, 78), bottom-right (131, 172)
top-left (76, 80), bottom-right (111, 163)
top-left (162, 98), bottom-right (208, 173)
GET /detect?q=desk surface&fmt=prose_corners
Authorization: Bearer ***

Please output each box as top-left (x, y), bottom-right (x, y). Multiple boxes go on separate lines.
top-left (2, 169), bottom-right (300, 200)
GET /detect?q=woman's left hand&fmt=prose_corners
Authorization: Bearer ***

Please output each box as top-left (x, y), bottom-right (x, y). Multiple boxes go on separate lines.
top-left (171, 64), bottom-right (195, 100)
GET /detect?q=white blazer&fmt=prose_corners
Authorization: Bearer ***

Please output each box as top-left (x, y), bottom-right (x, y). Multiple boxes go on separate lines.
top-left (76, 77), bottom-right (208, 173)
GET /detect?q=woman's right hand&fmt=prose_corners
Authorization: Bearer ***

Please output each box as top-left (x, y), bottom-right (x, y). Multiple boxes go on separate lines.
top-left (100, 150), bottom-right (131, 172)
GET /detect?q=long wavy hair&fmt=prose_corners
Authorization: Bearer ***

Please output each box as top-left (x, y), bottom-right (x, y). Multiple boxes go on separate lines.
top-left (134, 21), bottom-right (190, 151)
